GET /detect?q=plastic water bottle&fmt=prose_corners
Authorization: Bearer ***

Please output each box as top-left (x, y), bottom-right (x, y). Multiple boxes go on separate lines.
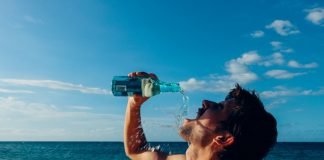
top-left (111, 76), bottom-right (182, 97)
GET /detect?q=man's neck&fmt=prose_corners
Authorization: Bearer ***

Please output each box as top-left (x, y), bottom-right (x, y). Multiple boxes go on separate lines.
top-left (185, 144), bottom-right (220, 160)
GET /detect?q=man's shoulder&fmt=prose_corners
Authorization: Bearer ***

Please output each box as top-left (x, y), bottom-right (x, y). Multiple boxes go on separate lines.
top-left (166, 154), bottom-right (186, 160)
top-left (128, 152), bottom-right (185, 160)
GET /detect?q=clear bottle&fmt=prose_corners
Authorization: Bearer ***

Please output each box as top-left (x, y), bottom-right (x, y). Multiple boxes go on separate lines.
top-left (111, 76), bottom-right (182, 97)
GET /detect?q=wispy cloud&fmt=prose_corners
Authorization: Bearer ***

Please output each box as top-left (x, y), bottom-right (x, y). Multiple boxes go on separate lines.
top-left (265, 70), bottom-right (306, 79)
top-left (261, 86), bottom-right (324, 98)
top-left (0, 96), bottom-right (181, 141)
top-left (288, 60), bottom-right (319, 68)
top-left (287, 108), bottom-right (304, 113)
top-left (270, 41), bottom-right (282, 50)
top-left (23, 15), bottom-right (43, 24)
top-left (250, 30), bottom-right (264, 38)
top-left (305, 7), bottom-right (324, 26)
top-left (270, 41), bottom-right (294, 53)
top-left (281, 48), bottom-right (294, 53)
top-left (266, 99), bottom-right (287, 109)
top-left (266, 20), bottom-right (300, 36)
top-left (0, 88), bottom-right (34, 94)
top-left (0, 79), bottom-right (111, 95)
top-left (259, 52), bottom-right (285, 66)
top-left (261, 86), bottom-right (299, 98)
top-left (69, 105), bottom-right (93, 111)
top-left (0, 96), bottom-right (123, 141)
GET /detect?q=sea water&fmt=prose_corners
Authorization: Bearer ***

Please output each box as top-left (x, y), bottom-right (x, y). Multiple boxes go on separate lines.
top-left (1, 142), bottom-right (323, 159)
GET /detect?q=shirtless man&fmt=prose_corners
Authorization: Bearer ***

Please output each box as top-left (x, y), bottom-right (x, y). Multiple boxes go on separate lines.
top-left (124, 72), bottom-right (277, 160)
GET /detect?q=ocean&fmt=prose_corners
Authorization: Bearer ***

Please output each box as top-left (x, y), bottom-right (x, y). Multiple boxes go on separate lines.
top-left (0, 142), bottom-right (323, 160)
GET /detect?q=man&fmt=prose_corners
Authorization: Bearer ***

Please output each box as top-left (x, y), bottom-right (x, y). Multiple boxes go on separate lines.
top-left (124, 72), bottom-right (277, 160)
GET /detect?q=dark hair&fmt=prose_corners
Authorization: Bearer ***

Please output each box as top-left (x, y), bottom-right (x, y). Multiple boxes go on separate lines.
top-left (220, 84), bottom-right (277, 160)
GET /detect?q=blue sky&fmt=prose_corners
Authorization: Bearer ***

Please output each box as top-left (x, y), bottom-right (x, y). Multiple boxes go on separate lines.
top-left (0, 0), bottom-right (323, 142)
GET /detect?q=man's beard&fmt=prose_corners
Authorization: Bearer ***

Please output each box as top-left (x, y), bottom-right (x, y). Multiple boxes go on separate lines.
top-left (179, 125), bottom-right (193, 142)
top-left (179, 123), bottom-right (214, 147)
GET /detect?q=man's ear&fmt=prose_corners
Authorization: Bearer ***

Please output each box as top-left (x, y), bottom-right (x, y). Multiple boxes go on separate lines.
top-left (213, 133), bottom-right (234, 147)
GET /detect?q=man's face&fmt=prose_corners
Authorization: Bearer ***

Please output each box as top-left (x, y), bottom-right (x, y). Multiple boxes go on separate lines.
top-left (179, 98), bottom-right (238, 146)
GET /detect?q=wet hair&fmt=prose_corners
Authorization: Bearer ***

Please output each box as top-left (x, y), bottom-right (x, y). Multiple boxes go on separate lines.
top-left (219, 84), bottom-right (277, 160)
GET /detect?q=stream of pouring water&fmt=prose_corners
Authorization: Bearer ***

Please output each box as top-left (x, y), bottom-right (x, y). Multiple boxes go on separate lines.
top-left (179, 90), bottom-right (190, 147)
top-left (176, 90), bottom-right (189, 130)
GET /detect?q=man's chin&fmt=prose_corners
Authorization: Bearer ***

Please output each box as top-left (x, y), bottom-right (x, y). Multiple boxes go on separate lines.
top-left (178, 126), bottom-right (192, 142)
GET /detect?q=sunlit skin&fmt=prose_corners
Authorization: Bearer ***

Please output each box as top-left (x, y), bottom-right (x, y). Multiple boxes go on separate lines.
top-left (124, 72), bottom-right (238, 160)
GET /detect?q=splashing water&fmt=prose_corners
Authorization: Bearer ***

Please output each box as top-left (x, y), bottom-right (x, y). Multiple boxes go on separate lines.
top-left (175, 90), bottom-right (189, 129)
top-left (141, 88), bottom-right (190, 153)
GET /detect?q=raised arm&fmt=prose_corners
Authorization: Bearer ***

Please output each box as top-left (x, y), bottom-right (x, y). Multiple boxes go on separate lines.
top-left (124, 94), bottom-right (149, 155)
top-left (123, 72), bottom-right (185, 160)
top-left (123, 72), bottom-right (159, 159)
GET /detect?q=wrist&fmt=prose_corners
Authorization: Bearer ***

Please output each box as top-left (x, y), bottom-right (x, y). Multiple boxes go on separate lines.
top-left (128, 101), bottom-right (141, 110)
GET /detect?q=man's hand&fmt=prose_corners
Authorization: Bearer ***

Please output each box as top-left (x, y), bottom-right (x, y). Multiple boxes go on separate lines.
top-left (127, 72), bottom-right (158, 109)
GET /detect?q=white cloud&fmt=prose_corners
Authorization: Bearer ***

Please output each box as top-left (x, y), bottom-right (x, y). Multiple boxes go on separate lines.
top-left (270, 41), bottom-right (282, 50)
top-left (281, 48), bottom-right (294, 53)
top-left (288, 60), bottom-right (319, 68)
top-left (271, 52), bottom-right (285, 65)
top-left (0, 88), bottom-right (34, 94)
top-left (179, 78), bottom-right (206, 91)
top-left (261, 89), bottom-right (298, 98)
top-left (265, 69), bottom-right (306, 79)
top-left (300, 88), bottom-right (324, 96)
top-left (181, 49), bottom-right (316, 93)
top-left (180, 48), bottom-right (318, 93)
top-left (266, 20), bottom-right (300, 36)
top-left (305, 7), bottom-right (324, 26)
top-left (180, 51), bottom-right (259, 93)
top-left (236, 50), bottom-right (261, 65)
top-left (267, 99), bottom-right (287, 109)
top-left (179, 76), bottom-right (236, 93)
top-left (250, 30), bottom-right (264, 38)
top-left (261, 86), bottom-right (324, 98)
top-left (0, 79), bottom-right (110, 95)
top-left (259, 52), bottom-right (285, 67)
top-left (270, 41), bottom-right (294, 53)
top-left (0, 96), bottom-right (123, 141)
top-left (226, 59), bottom-right (258, 84)
top-left (69, 105), bottom-right (93, 111)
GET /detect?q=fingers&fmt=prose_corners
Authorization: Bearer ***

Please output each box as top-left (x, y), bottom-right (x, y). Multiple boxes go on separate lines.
top-left (128, 72), bottom-right (158, 79)
top-left (136, 72), bottom-right (149, 77)
top-left (128, 72), bottom-right (148, 77)
top-left (128, 72), bottom-right (138, 77)
top-left (149, 73), bottom-right (158, 79)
